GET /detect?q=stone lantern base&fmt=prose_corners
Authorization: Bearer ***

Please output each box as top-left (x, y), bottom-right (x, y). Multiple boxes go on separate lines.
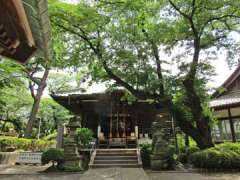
top-left (63, 143), bottom-right (83, 169)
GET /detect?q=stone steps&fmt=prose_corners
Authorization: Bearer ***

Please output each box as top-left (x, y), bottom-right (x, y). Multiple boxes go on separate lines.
top-left (91, 164), bottom-right (142, 168)
top-left (95, 156), bottom-right (137, 160)
top-left (94, 159), bottom-right (138, 164)
top-left (90, 149), bottom-right (142, 168)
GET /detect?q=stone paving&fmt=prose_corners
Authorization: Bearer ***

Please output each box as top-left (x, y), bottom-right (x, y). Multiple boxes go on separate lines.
top-left (148, 171), bottom-right (240, 180)
top-left (0, 165), bottom-right (240, 180)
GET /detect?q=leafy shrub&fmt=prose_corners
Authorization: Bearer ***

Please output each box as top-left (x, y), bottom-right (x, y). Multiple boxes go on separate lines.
top-left (177, 134), bottom-right (197, 153)
top-left (190, 143), bottom-right (240, 169)
top-left (42, 132), bottom-right (57, 141)
top-left (178, 146), bottom-right (200, 164)
top-left (0, 136), bottom-right (54, 152)
top-left (76, 128), bottom-right (94, 148)
top-left (41, 148), bottom-right (64, 167)
top-left (139, 143), bottom-right (152, 168)
top-left (162, 145), bottom-right (178, 169)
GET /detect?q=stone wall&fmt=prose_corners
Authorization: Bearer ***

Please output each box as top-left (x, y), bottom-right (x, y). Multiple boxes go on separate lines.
top-left (0, 152), bottom-right (19, 165)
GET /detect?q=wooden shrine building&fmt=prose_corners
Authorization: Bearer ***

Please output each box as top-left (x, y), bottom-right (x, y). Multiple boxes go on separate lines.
top-left (210, 65), bottom-right (240, 143)
top-left (51, 90), bottom-right (159, 148)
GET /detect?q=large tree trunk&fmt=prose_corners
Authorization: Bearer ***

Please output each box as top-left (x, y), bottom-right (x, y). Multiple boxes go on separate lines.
top-left (179, 39), bottom-right (214, 149)
top-left (25, 69), bottom-right (49, 138)
top-left (173, 105), bottom-right (213, 149)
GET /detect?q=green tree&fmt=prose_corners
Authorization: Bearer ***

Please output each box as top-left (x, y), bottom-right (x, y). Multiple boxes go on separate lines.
top-left (47, 72), bottom-right (76, 93)
top-left (167, 0), bottom-right (240, 148)
top-left (49, 0), bottom-right (240, 149)
top-left (0, 59), bottom-right (32, 135)
top-left (23, 58), bottom-right (50, 138)
top-left (38, 98), bottom-right (71, 137)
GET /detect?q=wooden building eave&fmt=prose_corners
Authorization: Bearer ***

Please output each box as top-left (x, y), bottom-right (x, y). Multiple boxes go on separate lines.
top-left (0, 0), bottom-right (36, 63)
top-left (23, 0), bottom-right (54, 61)
top-left (51, 91), bottom-right (158, 116)
top-left (0, 0), bottom-right (53, 63)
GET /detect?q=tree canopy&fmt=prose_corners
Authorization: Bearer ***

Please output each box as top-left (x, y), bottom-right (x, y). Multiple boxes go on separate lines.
top-left (48, 0), bottom-right (240, 149)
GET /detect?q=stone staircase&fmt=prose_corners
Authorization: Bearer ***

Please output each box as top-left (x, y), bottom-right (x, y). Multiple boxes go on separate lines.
top-left (89, 149), bottom-right (142, 168)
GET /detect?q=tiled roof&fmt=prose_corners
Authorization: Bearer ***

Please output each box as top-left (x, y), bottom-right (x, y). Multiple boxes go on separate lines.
top-left (210, 91), bottom-right (240, 108)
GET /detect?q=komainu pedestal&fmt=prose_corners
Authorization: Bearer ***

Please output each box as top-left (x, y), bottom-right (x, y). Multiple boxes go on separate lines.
top-left (63, 117), bottom-right (83, 170)
top-left (151, 106), bottom-right (175, 170)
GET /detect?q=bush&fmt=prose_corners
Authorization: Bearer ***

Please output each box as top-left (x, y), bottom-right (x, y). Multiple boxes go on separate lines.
top-left (162, 145), bottom-right (178, 169)
top-left (190, 143), bottom-right (240, 169)
top-left (0, 136), bottom-right (54, 152)
top-left (42, 132), bottom-right (57, 141)
top-left (177, 134), bottom-right (197, 153)
top-left (76, 128), bottom-right (94, 148)
top-left (41, 148), bottom-right (64, 167)
top-left (178, 146), bottom-right (200, 164)
top-left (139, 143), bottom-right (152, 168)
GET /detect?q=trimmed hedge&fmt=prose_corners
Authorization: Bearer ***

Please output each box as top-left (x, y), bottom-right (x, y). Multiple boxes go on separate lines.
top-left (0, 136), bottom-right (55, 152)
top-left (41, 148), bottom-right (64, 167)
top-left (190, 143), bottom-right (240, 169)
top-left (139, 144), bottom-right (152, 168)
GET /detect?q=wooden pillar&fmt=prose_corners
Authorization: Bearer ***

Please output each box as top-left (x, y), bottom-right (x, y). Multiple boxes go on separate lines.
top-left (123, 105), bottom-right (126, 138)
top-left (97, 115), bottom-right (101, 138)
top-left (133, 111), bottom-right (138, 138)
top-left (109, 102), bottom-right (112, 138)
top-left (228, 107), bottom-right (236, 142)
top-left (135, 125), bottom-right (138, 139)
top-left (116, 103), bottom-right (120, 138)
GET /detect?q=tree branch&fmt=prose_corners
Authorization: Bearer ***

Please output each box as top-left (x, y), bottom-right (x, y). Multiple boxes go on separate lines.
top-left (54, 22), bottom-right (99, 55)
top-left (199, 10), bottom-right (240, 36)
top-left (168, 0), bottom-right (190, 19)
top-left (29, 81), bottom-right (36, 100)
top-left (169, 0), bottom-right (198, 37)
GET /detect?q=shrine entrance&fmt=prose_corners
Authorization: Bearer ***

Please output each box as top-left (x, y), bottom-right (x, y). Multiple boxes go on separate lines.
top-left (98, 103), bottom-right (137, 148)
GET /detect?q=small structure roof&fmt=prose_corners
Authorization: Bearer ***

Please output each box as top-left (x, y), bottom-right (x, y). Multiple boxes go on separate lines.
top-left (210, 65), bottom-right (240, 110)
top-left (210, 91), bottom-right (240, 109)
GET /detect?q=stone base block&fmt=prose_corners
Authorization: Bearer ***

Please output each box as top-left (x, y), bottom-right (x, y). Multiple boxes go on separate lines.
top-left (151, 155), bottom-right (169, 170)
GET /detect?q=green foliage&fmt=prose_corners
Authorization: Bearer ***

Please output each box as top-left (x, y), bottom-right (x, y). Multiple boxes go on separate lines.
top-left (76, 128), bottom-right (94, 148)
top-left (48, 0), bottom-right (240, 150)
top-left (38, 98), bottom-right (72, 137)
top-left (176, 134), bottom-right (200, 163)
top-left (177, 134), bottom-right (197, 152)
top-left (0, 59), bottom-right (26, 88)
top-left (162, 145), bottom-right (178, 169)
top-left (0, 60), bottom-right (32, 135)
top-left (178, 146), bottom-right (200, 164)
top-left (0, 136), bottom-right (54, 152)
top-left (47, 72), bottom-right (76, 93)
top-left (41, 148), bottom-right (64, 167)
top-left (190, 143), bottom-right (240, 169)
top-left (42, 132), bottom-right (57, 141)
top-left (139, 143), bottom-right (152, 168)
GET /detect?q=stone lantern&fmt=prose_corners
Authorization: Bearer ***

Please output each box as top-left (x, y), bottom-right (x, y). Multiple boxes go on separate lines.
top-left (63, 116), bottom-right (82, 169)
top-left (151, 103), bottom-right (175, 170)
